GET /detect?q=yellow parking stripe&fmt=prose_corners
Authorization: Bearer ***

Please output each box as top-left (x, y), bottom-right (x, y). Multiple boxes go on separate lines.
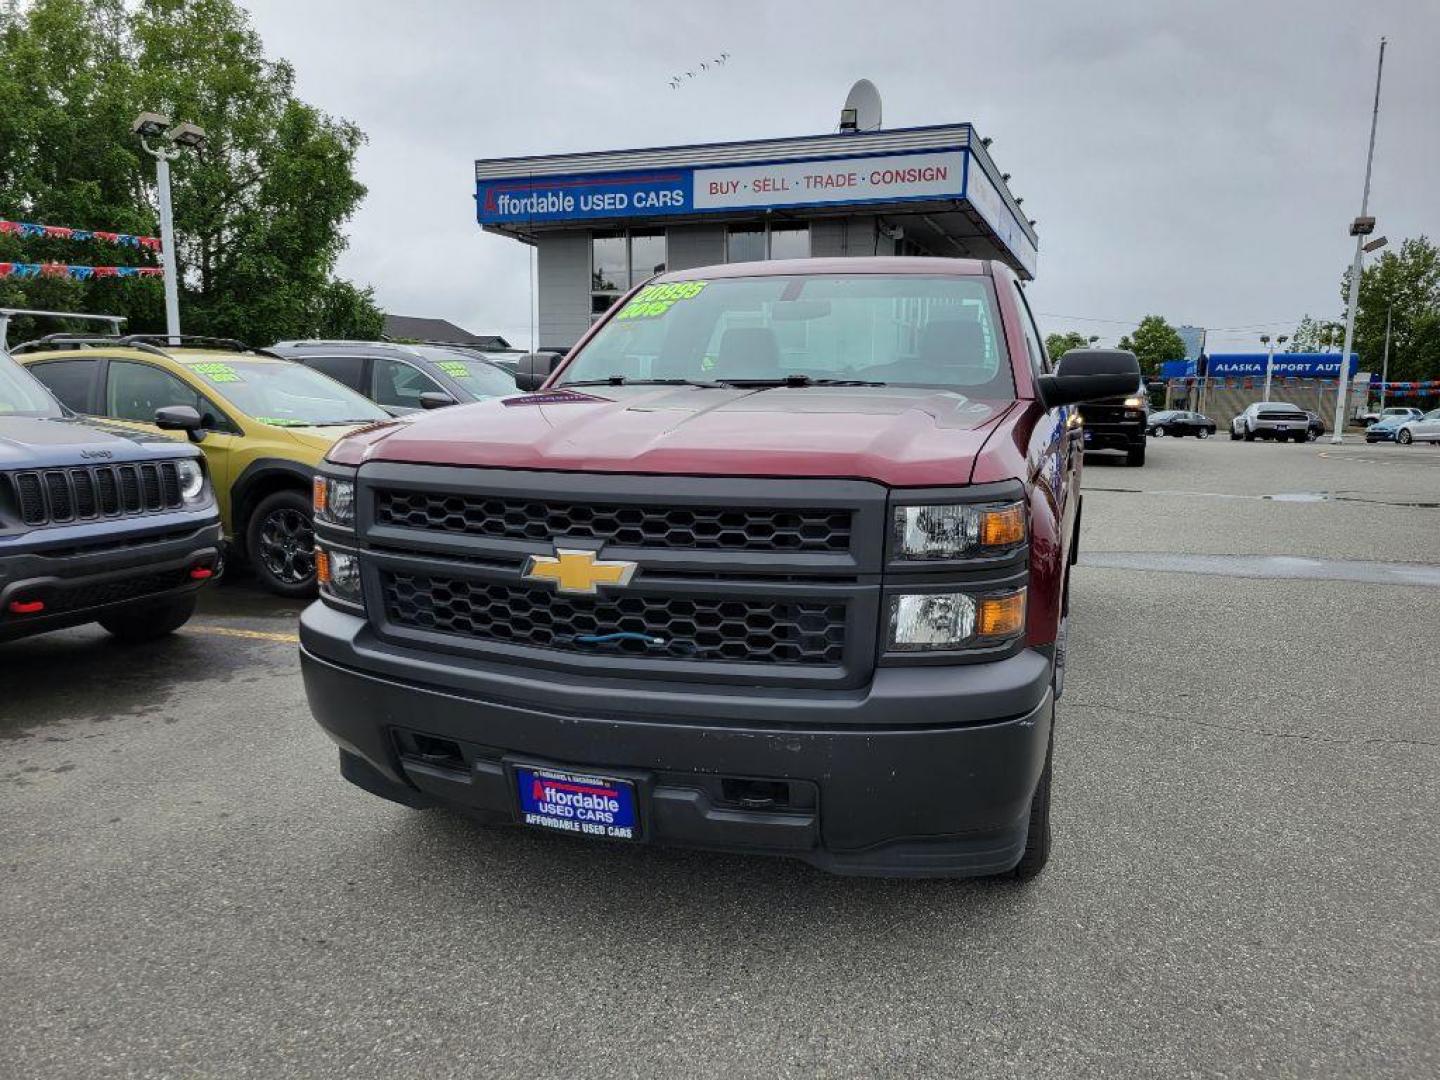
top-left (187, 624), bottom-right (299, 644)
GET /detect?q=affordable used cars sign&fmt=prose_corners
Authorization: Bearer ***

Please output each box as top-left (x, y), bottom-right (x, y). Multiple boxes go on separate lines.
top-left (475, 150), bottom-right (966, 223)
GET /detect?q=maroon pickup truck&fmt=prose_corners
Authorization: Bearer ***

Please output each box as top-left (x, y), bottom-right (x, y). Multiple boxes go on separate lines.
top-left (300, 258), bottom-right (1139, 878)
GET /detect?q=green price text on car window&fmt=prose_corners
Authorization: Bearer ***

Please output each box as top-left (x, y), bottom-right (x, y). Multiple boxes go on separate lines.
top-left (192, 362), bottom-right (242, 383)
top-left (436, 361), bottom-right (471, 378)
top-left (616, 280), bottom-right (708, 321)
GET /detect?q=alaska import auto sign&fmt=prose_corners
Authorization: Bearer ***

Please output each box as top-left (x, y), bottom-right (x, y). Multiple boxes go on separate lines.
top-left (475, 149), bottom-right (966, 223)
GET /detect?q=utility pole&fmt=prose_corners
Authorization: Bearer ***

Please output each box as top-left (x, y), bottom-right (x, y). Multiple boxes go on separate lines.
top-left (1379, 304), bottom-right (1392, 411)
top-left (133, 112), bottom-right (207, 345)
top-left (1261, 334), bottom-right (1275, 402)
top-left (1331, 37), bottom-right (1387, 444)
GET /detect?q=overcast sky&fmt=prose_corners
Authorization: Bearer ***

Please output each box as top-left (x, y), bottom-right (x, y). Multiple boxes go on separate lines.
top-left (244, 0), bottom-right (1438, 352)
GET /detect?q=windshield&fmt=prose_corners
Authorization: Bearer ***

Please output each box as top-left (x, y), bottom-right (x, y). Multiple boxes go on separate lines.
top-left (186, 359), bottom-right (389, 426)
top-left (413, 347), bottom-right (518, 399)
top-left (0, 353), bottom-right (62, 418)
top-left (559, 274), bottom-right (1015, 396)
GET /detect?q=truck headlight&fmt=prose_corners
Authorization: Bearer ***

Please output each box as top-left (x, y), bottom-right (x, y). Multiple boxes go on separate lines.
top-left (887, 589), bottom-right (1026, 651)
top-left (892, 501), bottom-right (1026, 560)
top-left (316, 544), bottom-right (363, 608)
top-left (1124, 395), bottom-right (1147, 409)
top-left (175, 459), bottom-right (208, 504)
top-left (313, 476), bottom-right (356, 527)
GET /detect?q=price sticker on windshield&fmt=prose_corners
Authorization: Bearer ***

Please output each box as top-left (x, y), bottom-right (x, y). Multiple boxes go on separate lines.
top-left (192, 362), bottom-right (242, 383)
top-left (616, 280), bottom-right (707, 321)
top-left (436, 361), bottom-right (471, 378)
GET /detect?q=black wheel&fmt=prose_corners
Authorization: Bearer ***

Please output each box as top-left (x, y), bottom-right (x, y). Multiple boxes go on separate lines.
top-left (1010, 726), bottom-right (1053, 880)
top-left (1126, 444), bottom-right (1146, 467)
top-left (1291, 431), bottom-right (1307, 443)
top-left (247, 490), bottom-right (317, 597)
top-left (1243, 428), bottom-right (1255, 442)
top-left (1229, 427), bottom-right (1241, 441)
top-left (99, 595), bottom-right (197, 642)
top-left (1398, 429), bottom-right (1413, 445)
top-left (1153, 426), bottom-right (1166, 437)
top-left (1197, 428), bottom-right (1210, 440)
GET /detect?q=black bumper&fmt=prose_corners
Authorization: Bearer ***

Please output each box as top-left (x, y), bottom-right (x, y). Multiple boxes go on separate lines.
top-left (0, 512), bottom-right (222, 642)
top-left (299, 602), bottom-right (1055, 877)
top-left (1081, 424), bottom-right (1145, 452)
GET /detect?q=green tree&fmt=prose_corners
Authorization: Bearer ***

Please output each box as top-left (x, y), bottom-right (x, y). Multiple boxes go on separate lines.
top-left (0, 0), bottom-right (379, 344)
top-left (1342, 236), bottom-right (1440, 381)
top-left (1290, 315), bottom-right (1345, 352)
top-left (1117, 315), bottom-right (1186, 375)
top-left (1044, 331), bottom-right (1088, 361)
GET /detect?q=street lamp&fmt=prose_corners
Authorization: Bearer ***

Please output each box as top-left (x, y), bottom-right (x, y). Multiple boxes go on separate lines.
top-left (1331, 37), bottom-right (1387, 444)
top-left (133, 111), bottom-right (208, 344)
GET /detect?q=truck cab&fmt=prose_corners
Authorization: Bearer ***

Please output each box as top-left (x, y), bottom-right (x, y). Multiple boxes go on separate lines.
top-left (1, 311), bottom-right (222, 643)
top-left (299, 259), bottom-right (1138, 878)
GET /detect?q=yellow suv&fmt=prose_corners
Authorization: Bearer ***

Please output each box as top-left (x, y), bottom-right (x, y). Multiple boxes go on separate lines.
top-left (17, 335), bottom-right (391, 596)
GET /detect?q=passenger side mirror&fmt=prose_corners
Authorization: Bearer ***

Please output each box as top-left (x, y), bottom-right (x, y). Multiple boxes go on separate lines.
top-left (154, 404), bottom-right (205, 442)
top-left (514, 351), bottom-right (562, 392)
top-left (418, 390), bottom-right (457, 410)
top-left (1036, 349), bottom-right (1143, 409)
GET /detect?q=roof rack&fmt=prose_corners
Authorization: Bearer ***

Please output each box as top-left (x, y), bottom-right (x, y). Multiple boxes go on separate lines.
top-left (116, 334), bottom-right (287, 361)
top-left (11, 334), bottom-right (170, 358)
top-left (1, 307), bottom-right (125, 353)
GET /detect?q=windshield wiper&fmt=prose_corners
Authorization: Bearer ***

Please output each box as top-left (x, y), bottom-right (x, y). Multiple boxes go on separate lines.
top-left (560, 377), bottom-right (728, 389)
top-left (720, 375), bottom-right (887, 388)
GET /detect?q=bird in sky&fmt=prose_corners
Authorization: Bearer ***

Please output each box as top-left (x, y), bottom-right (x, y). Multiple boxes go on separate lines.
top-left (666, 54), bottom-right (731, 89)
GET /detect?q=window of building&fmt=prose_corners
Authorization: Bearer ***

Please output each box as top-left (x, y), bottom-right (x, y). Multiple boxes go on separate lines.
top-left (726, 227), bottom-right (765, 264)
top-left (768, 224), bottom-right (810, 260)
top-left (591, 230), bottom-right (667, 320)
top-left (726, 223), bottom-right (810, 263)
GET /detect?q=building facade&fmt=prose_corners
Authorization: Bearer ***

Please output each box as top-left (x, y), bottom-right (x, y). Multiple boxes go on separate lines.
top-left (474, 124), bottom-right (1038, 349)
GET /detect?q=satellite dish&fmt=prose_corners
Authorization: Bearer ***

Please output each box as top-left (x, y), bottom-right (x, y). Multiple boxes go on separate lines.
top-left (840, 79), bottom-right (882, 132)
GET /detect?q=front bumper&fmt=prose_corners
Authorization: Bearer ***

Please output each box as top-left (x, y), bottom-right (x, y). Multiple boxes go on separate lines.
top-left (1365, 430), bottom-right (1398, 443)
top-left (300, 602), bottom-right (1055, 877)
top-left (1081, 424), bottom-right (1145, 452)
top-left (0, 511), bottom-right (222, 641)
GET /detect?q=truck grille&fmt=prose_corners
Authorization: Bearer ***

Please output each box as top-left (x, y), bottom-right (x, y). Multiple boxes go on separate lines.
top-left (381, 571), bottom-right (847, 665)
top-left (5, 463), bottom-right (183, 527)
top-left (375, 490), bottom-right (852, 553)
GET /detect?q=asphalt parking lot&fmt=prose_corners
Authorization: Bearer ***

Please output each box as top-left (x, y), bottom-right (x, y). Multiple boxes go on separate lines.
top-left (3, 436), bottom-right (1437, 1079)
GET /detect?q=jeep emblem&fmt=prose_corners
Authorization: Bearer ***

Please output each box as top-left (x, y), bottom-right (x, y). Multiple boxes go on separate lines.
top-left (79, 449), bottom-right (114, 460)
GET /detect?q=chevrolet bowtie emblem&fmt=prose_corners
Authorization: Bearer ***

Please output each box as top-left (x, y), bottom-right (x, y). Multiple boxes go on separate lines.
top-left (522, 548), bottom-right (638, 595)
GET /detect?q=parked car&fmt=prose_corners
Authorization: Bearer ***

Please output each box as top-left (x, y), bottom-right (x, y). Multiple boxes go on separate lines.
top-left (268, 340), bottom-right (518, 412)
top-left (1364, 412), bottom-right (1420, 443)
top-left (1358, 406), bottom-right (1424, 427)
top-left (1146, 410), bottom-right (1216, 438)
top-left (1, 311), bottom-right (221, 643)
top-left (1229, 402), bottom-right (1310, 442)
top-left (1395, 408), bottom-right (1440, 445)
top-left (1074, 374), bottom-right (1149, 465)
top-left (302, 257), bottom-right (1144, 881)
top-left (1304, 411), bottom-right (1326, 440)
top-left (18, 335), bottom-right (390, 596)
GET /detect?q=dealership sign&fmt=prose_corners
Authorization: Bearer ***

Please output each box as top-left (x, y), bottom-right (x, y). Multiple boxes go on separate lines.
top-left (1207, 354), bottom-right (1359, 378)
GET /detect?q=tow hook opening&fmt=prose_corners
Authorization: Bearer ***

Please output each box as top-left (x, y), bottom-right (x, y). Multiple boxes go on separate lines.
top-left (406, 733), bottom-right (466, 773)
top-left (720, 777), bottom-right (793, 810)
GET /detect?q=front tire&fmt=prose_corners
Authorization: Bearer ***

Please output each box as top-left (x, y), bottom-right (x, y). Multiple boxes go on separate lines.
top-left (1243, 428), bottom-right (1255, 442)
top-left (1230, 427), bottom-right (1241, 441)
top-left (1398, 429), bottom-right (1414, 445)
top-left (1126, 444), bottom-right (1146, 467)
top-left (1009, 727), bottom-right (1053, 880)
top-left (1153, 426), bottom-right (1166, 437)
top-left (1197, 428), bottom-right (1210, 440)
top-left (247, 490), bottom-right (317, 598)
top-left (99, 595), bottom-right (198, 642)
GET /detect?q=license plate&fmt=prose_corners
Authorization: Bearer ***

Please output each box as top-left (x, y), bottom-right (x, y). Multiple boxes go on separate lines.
top-left (1275, 424), bottom-right (1288, 431)
top-left (515, 765), bottom-right (639, 841)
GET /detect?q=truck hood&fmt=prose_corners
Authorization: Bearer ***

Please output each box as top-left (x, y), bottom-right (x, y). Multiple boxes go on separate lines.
top-left (0, 415), bottom-right (200, 469)
top-left (339, 385), bottom-right (1015, 487)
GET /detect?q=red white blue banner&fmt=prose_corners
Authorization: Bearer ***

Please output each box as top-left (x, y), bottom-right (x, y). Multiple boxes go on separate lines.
top-left (0, 219), bottom-right (161, 251)
top-left (0, 262), bottom-right (163, 280)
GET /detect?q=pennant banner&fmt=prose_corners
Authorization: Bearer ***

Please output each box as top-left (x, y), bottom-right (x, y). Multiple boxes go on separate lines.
top-left (0, 262), bottom-right (163, 280)
top-left (0, 219), bottom-right (161, 251)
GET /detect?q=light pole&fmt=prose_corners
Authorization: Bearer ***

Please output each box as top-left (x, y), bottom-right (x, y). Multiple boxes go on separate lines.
top-left (1331, 38), bottom-right (1387, 444)
top-left (1263, 334), bottom-right (1288, 401)
top-left (133, 112), bottom-right (207, 345)
top-left (1379, 303), bottom-right (1393, 411)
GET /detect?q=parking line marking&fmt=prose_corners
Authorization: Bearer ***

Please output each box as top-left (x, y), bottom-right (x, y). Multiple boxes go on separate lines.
top-left (188, 625), bottom-right (299, 644)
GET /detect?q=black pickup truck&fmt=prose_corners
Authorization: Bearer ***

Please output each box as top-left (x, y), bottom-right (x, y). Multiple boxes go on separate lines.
top-left (1074, 372), bottom-right (1149, 466)
top-left (1, 313), bottom-right (222, 643)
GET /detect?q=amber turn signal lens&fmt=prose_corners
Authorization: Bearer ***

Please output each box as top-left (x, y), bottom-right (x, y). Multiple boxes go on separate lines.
top-left (314, 547), bottom-right (331, 586)
top-left (976, 589), bottom-right (1026, 639)
top-left (312, 476), bottom-right (327, 515)
top-left (979, 504), bottom-right (1026, 547)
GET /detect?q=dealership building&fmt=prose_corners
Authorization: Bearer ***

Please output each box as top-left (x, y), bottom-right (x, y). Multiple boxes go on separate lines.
top-left (473, 122), bottom-right (1038, 349)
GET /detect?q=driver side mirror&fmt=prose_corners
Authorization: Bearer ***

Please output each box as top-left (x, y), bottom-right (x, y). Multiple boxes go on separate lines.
top-left (1036, 349), bottom-right (1143, 409)
top-left (514, 351), bottom-right (563, 392)
top-left (154, 404), bottom-right (205, 443)
top-left (418, 390), bottom-right (457, 410)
